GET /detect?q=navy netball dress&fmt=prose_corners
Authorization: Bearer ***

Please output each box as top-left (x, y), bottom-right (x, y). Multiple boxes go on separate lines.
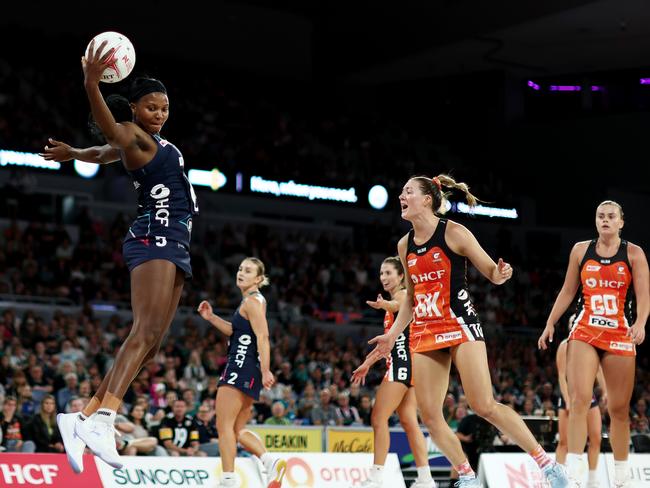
top-left (219, 294), bottom-right (264, 401)
top-left (122, 134), bottom-right (199, 278)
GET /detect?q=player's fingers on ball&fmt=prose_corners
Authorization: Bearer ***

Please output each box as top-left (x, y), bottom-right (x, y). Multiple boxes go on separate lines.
top-left (95, 40), bottom-right (109, 60)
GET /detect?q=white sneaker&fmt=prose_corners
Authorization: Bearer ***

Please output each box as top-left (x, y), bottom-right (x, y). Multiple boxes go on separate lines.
top-left (57, 413), bottom-right (86, 474)
top-left (254, 457), bottom-right (268, 483)
top-left (357, 479), bottom-right (382, 488)
top-left (264, 458), bottom-right (287, 488)
top-left (568, 478), bottom-right (582, 488)
top-left (75, 412), bottom-right (123, 469)
top-left (410, 480), bottom-right (438, 488)
top-left (215, 477), bottom-right (238, 488)
top-left (586, 480), bottom-right (600, 488)
top-left (613, 479), bottom-right (633, 488)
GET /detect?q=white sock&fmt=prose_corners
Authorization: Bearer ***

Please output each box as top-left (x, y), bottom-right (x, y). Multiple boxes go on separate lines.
top-left (222, 471), bottom-right (236, 480)
top-left (260, 452), bottom-right (273, 467)
top-left (93, 408), bottom-right (116, 424)
top-left (416, 465), bottom-right (433, 481)
top-left (566, 453), bottom-right (584, 478)
top-left (588, 470), bottom-right (597, 482)
top-left (614, 460), bottom-right (629, 481)
top-left (370, 464), bottom-right (384, 482)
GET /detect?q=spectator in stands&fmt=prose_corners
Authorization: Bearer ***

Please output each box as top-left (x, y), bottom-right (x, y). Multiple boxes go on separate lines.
top-left (265, 402), bottom-right (291, 426)
top-left (200, 376), bottom-right (219, 403)
top-left (182, 388), bottom-right (199, 417)
top-left (357, 394), bottom-right (373, 426)
top-left (310, 389), bottom-right (342, 426)
top-left (0, 396), bottom-right (35, 453)
top-left (521, 399), bottom-right (536, 416)
top-left (17, 384), bottom-right (36, 417)
top-left (116, 407), bottom-right (163, 456)
top-left (297, 382), bottom-right (317, 421)
top-left (67, 396), bottom-right (87, 414)
top-left (335, 392), bottom-right (361, 426)
top-left (183, 351), bottom-right (206, 391)
top-left (195, 404), bottom-right (219, 456)
top-left (26, 364), bottom-right (53, 403)
top-left (56, 373), bottom-right (78, 411)
top-left (253, 390), bottom-right (273, 424)
top-left (27, 395), bottom-right (63, 453)
top-left (158, 399), bottom-right (206, 457)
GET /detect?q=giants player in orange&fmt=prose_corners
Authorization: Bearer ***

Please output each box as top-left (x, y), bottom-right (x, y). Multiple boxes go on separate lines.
top-left (539, 201), bottom-right (649, 488)
top-left (352, 257), bottom-right (434, 488)
top-left (369, 175), bottom-right (568, 488)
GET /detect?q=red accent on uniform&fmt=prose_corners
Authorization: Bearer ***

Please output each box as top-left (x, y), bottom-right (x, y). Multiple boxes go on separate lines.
top-left (570, 257), bottom-right (635, 356)
top-left (139, 238), bottom-right (150, 246)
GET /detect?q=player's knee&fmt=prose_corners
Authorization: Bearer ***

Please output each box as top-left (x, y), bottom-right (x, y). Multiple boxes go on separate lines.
top-left (371, 410), bottom-right (388, 428)
top-left (130, 326), bottom-right (159, 347)
top-left (419, 409), bottom-right (443, 429)
top-left (469, 398), bottom-right (496, 419)
top-left (569, 393), bottom-right (592, 414)
top-left (399, 416), bottom-right (419, 433)
top-left (607, 402), bottom-right (629, 422)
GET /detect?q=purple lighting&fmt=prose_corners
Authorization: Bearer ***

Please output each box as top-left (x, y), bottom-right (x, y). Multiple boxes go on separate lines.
top-left (527, 80), bottom-right (540, 90)
top-left (591, 85), bottom-right (604, 92)
top-left (549, 85), bottom-right (581, 92)
top-left (641, 78), bottom-right (650, 85)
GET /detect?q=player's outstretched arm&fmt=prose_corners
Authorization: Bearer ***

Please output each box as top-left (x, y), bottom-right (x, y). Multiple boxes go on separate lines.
top-left (40, 137), bottom-right (120, 164)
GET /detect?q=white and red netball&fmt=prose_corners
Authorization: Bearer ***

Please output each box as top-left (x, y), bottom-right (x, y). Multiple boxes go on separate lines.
top-left (85, 31), bottom-right (135, 83)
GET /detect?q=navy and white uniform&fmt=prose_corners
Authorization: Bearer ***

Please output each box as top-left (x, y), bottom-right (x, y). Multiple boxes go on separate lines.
top-left (219, 293), bottom-right (264, 400)
top-left (122, 134), bottom-right (199, 278)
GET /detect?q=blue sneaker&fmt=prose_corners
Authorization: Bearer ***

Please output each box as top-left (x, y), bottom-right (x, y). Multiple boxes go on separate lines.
top-left (543, 463), bottom-right (569, 488)
top-left (454, 477), bottom-right (483, 487)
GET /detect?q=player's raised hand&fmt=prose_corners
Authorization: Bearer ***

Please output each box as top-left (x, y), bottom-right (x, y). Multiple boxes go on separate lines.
top-left (82, 39), bottom-right (113, 85)
top-left (366, 294), bottom-right (387, 310)
top-left (497, 258), bottom-right (513, 283)
top-left (197, 300), bottom-right (213, 320)
top-left (40, 138), bottom-right (73, 162)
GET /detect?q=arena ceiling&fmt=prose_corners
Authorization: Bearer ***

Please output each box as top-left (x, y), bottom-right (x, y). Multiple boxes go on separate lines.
top-left (3, 0), bottom-right (649, 80)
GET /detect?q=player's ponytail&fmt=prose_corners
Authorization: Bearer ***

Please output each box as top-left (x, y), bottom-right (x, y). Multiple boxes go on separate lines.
top-left (246, 257), bottom-right (270, 288)
top-left (88, 94), bottom-right (132, 142)
top-left (411, 174), bottom-right (479, 215)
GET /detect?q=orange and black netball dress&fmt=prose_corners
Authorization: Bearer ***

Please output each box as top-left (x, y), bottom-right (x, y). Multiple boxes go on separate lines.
top-left (406, 219), bottom-right (484, 353)
top-left (569, 239), bottom-right (635, 356)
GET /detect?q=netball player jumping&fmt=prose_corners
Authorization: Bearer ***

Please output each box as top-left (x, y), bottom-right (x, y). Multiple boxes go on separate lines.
top-left (42, 40), bottom-right (198, 471)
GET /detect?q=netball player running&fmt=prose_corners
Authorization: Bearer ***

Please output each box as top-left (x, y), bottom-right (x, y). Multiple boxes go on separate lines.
top-left (368, 175), bottom-right (568, 488)
top-left (42, 40), bottom-right (198, 471)
top-left (555, 323), bottom-right (606, 488)
top-left (351, 257), bottom-right (435, 488)
top-left (198, 258), bottom-right (286, 488)
top-left (539, 201), bottom-right (649, 488)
